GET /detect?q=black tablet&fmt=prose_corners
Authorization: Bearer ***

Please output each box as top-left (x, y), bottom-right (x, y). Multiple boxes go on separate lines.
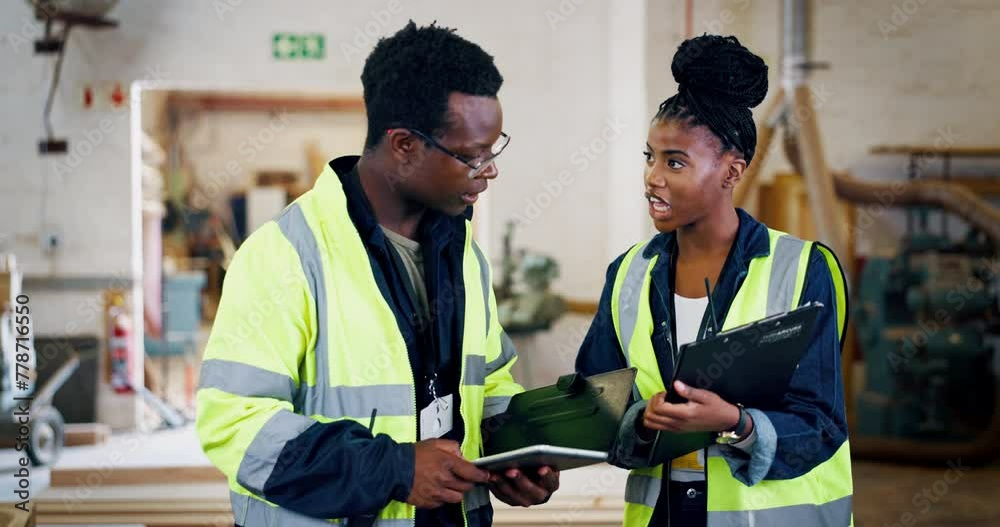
top-left (473, 445), bottom-right (608, 472)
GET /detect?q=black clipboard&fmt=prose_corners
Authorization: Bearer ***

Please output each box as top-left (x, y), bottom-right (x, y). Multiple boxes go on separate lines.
top-left (479, 367), bottom-right (637, 470)
top-left (650, 302), bottom-right (823, 463)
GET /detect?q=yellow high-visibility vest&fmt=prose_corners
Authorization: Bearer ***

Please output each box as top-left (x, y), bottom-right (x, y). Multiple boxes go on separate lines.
top-left (612, 228), bottom-right (853, 527)
top-left (196, 165), bottom-right (522, 526)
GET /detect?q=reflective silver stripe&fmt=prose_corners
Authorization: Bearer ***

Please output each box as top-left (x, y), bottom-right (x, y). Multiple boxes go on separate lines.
top-left (236, 410), bottom-right (315, 496)
top-left (233, 491), bottom-right (350, 526)
top-left (766, 235), bottom-right (806, 316)
top-left (483, 395), bottom-right (513, 418)
top-left (464, 354), bottom-right (486, 386)
top-left (231, 491), bottom-right (325, 526)
top-left (618, 247), bottom-right (652, 402)
top-left (617, 248), bottom-right (653, 356)
top-left (624, 473), bottom-right (660, 508)
top-left (199, 359), bottom-right (296, 401)
top-left (471, 241), bottom-right (492, 334)
top-left (669, 469), bottom-right (705, 482)
top-left (485, 332), bottom-right (517, 376)
top-left (465, 484), bottom-right (491, 511)
top-left (277, 204), bottom-right (330, 416)
top-left (707, 495), bottom-right (853, 527)
top-left (298, 384), bottom-right (415, 419)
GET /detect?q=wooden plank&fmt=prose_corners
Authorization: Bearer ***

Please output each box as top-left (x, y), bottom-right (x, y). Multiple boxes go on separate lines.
top-left (168, 91), bottom-right (365, 113)
top-left (63, 423), bottom-right (111, 447)
top-left (39, 481), bottom-right (229, 501)
top-left (38, 501), bottom-right (229, 513)
top-left (36, 512), bottom-right (233, 526)
top-left (49, 465), bottom-right (226, 487)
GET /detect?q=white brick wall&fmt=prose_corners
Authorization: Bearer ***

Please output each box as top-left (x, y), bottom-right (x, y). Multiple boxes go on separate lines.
top-left (1, 0), bottom-right (997, 334)
top-left (1, 0), bottom-right (639, 303)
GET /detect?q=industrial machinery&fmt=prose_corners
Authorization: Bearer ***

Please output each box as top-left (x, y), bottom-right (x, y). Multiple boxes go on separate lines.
top-left (496, 221), bottom-right (567, 334)
top-left (732, 0), bottom-right (1000, 463)
top-left (0, 254), bottom-right (78, 466)
top-left (855, 228), bottom-right (998, 448)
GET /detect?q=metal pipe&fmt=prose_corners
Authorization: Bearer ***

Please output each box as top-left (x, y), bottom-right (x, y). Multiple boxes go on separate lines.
top-left (832, 172), bottom-right (1000, 249)
top-left (782, 0), bottom-right (811, 87)
top-left (32, 352), bottom-right (79, 409)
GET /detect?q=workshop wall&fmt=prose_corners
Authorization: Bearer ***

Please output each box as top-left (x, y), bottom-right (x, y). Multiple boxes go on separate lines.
top-left (4, 0), bottom-right (998, 340)
top-left (0, 0), bottom-right (649, 322)
top-left (646, 0), bottom-right (1000, 252)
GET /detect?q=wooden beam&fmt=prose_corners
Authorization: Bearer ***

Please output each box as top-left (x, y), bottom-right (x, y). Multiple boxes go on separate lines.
top-left (50, 465), bottom-right (226, 487)
top-left (168, 92), bottom-right (365, 113)
top-left (788, 85), bottom-right (847, 257)
top-left (734, 89), bottom-right (784, 209)
top-left (924, 177), bottom-right (1000, 196)
top-left (870, 145), bottom-right (1000, 158)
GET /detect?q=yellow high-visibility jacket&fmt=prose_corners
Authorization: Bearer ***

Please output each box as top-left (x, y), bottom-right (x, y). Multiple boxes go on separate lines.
top-left (612, 227), bottom-right (852, 526)
top-left (196, 157), bottom-right (522, 526)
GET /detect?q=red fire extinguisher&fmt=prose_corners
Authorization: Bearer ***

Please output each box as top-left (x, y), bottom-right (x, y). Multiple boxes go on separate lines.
top-left (107, 295), bottom-right (134, 394)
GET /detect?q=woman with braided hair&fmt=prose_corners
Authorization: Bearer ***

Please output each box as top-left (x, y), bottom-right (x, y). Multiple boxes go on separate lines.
top-left (576, 35), bottom-right (853, 526)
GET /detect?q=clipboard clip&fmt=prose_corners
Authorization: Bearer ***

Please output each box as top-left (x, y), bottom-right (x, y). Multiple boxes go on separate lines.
top-left (556, 372), bottom-right (587, 394)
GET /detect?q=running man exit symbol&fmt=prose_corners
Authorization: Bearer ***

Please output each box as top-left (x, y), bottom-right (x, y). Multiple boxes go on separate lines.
top-left (272, 33), bottom-right (325, 60)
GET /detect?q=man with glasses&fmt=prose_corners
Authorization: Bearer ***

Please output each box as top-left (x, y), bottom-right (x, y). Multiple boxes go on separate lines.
top-left (196, 21), bottom-right (558, 527)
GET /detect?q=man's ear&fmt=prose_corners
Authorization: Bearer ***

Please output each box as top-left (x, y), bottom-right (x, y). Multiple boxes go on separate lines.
top-left (387, 129), bottom-right (419, 164)
top-left (723, 157), bottom-right (747, 189)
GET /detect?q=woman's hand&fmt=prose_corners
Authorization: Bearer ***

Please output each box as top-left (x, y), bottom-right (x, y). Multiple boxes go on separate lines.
top-left (642, 380), bottom-right (748, 434)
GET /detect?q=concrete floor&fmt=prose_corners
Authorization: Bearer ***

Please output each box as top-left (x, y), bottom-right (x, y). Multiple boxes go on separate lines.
top-left (852, 459), bottom-right (1000, 526)
top-left (0, 425), bottom-right (995, 525)
top-left (2, 324), bottom-right (997, 525)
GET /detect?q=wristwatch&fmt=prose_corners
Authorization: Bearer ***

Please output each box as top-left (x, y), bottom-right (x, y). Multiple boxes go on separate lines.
top-left (716, 403), bottom-right (747, 445)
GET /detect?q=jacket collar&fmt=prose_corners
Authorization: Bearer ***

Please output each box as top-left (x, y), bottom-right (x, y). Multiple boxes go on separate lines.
top-left (328, 155), bottom-right (469, 252)
top-left (642, 208), bottom-right (771, 273)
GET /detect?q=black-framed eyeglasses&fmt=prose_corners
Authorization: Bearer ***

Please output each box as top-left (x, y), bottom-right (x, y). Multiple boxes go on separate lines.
top-left (399, 128), bottom-right (510, 179)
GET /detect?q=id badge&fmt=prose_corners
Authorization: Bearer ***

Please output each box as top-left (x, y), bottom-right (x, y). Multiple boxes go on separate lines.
top-left (419, 394), bottom-right (454, 440)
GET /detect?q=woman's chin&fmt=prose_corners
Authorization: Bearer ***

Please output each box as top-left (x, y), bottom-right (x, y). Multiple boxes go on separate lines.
top-left (652, 217), bottom-right (679, 233)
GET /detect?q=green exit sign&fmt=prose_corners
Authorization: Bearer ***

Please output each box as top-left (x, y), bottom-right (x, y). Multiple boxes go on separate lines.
top-left (272, 33), bottom-right (325, 60)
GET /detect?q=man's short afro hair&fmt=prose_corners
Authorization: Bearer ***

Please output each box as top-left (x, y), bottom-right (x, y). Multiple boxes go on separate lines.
top-left (361, 21), bottom-right (503, 150)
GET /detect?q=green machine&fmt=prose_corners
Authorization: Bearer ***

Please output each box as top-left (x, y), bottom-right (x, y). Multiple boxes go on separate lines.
top-left (855, 227), bottom-right (998, 444)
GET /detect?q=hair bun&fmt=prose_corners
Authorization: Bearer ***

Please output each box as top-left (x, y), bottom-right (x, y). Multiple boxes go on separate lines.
top-left (671, 34), bottom-right (768, 109)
